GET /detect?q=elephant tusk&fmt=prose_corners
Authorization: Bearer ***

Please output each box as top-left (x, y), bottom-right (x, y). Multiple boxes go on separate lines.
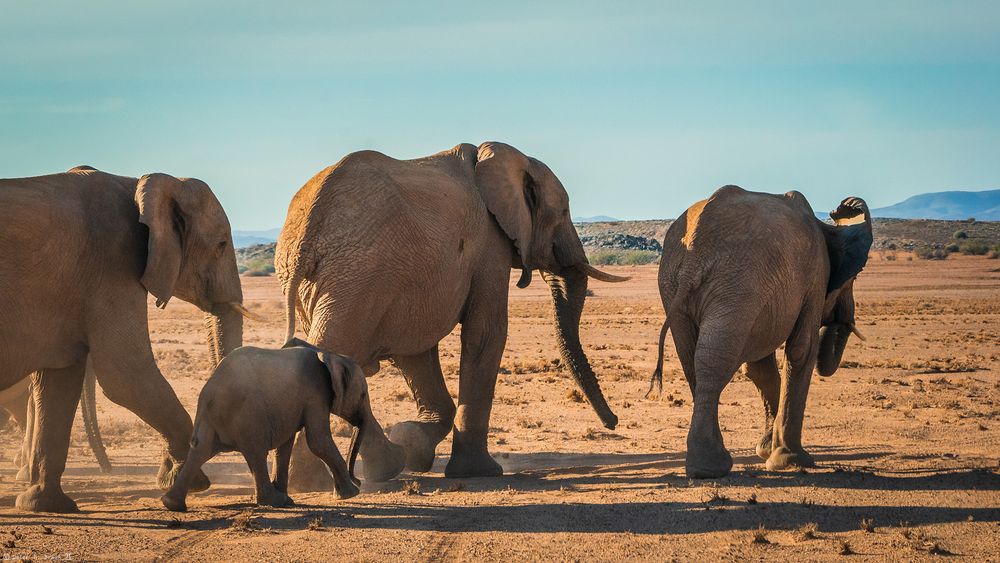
top-left (579, 262), bottom-right (631, 283)
top-left (850, 324), bottom-right (867, 342)
top-left (516, 267), bottom-right (533, 288)
top-left (227, 302), bottom-right (265, 322)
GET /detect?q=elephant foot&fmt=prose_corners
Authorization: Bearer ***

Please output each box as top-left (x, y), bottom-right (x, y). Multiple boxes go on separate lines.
top-left (15, 464), bottom-right (29, 483)
top-left (387, 421), bottom-right (443, 473)
top-left (445, 444), bottom-right (503, 478)
top-left (685, 438), bottom-right (733, 479)
top-left (755, 432), bottom-right (773, 461)
top-left (359, 440), bottom-right (406, 483)
top-left (765, 446), bottom-right (816, 471)
top-left (157, 457), bottom-right (210, 493)
top-left (257, 489), bottom-right (294, 508)
top-left (160, 492), bottom-right (187, 512)
top-left (288, 458), bottom-right (336, 494)
top-left (16, 484), bottom-right (79, 513)
top-left (334, 481), bottom-right (360, 500)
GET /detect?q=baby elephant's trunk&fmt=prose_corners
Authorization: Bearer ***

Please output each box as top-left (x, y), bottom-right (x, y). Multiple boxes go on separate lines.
top-left (347, 422), bottom-right (363, 487)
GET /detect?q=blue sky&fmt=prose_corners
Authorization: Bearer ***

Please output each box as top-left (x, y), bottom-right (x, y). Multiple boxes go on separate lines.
top-left (2, 1), bottom-right (999, 229)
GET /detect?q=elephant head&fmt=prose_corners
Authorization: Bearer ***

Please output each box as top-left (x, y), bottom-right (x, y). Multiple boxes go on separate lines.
top-left (135, 173), bottom-right (245, 365)
top-left (474, 142), bottom-right (626, 429)
top-left (817, 197), bottom-right (873, 376)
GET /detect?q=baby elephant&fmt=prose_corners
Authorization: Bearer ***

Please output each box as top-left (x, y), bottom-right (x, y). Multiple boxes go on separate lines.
top-left (162, 338), bottom-right (371, 511)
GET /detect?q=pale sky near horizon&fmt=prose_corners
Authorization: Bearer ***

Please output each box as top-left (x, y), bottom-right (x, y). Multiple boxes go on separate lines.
top-left (2, 1), bottom-right (999, 230)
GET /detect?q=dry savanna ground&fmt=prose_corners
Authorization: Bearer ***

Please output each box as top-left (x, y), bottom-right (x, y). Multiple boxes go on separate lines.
top-left (1, 256), bottom-right (999, 561)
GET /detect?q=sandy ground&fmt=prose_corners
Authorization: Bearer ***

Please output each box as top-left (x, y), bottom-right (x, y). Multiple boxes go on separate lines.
top-left (1, 256), bottom-right (998, 561)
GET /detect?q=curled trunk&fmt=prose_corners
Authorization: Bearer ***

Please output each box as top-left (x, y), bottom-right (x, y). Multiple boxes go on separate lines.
top-left (816, 324), bottom-right (851, 376)
top-left (347, 423), bottom-right (362, 487)
top-left (542, 268), bottom-right (618, 429)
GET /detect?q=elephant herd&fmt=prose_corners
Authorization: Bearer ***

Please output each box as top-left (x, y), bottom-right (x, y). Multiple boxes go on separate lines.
top-left (0, 142), bottom-right (873, 513)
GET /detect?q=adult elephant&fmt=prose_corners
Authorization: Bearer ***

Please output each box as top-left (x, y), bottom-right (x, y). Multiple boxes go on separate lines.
top-left (0, 166), bottom-right (245, 512)
top-left (649, 187), bottom-right (872, 479)
top-left (3, 371), bottom-right (111, 475)
top-left (276, 142), bottom-right (626, 487)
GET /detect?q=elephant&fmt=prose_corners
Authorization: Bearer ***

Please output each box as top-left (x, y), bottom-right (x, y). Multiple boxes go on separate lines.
top-left (161, 338), bottom-right (368, 512)
top-left (275, 142), bottom-right (628, 488)
top-left (4, 370), bottom-right (111, 476)
top-left (0, 166), bottom-right (246, 512)
top-left (649, 187), bottom-right (872, 479)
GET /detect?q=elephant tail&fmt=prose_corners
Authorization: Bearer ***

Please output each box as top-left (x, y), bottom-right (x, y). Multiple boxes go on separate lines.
top-left (283, 267), bottom-right (303, 344)
top-left (80, 368), bottom-right (112, 474)
top-left (645, 318), bottom-right (669, 399)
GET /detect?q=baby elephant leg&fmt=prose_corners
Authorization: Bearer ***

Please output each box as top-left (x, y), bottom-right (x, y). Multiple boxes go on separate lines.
top-left (161, 428), bottom-right (215, 512)
top-left (244, 447), bottom-right (293, 508)
top-left (304, 412), bottom-right (359, 500)
top-left (272, 437), bottom-right (294, 494)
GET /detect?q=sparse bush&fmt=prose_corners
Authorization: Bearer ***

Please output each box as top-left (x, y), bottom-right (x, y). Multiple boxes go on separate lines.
top-left (959, 241), bottom-right (989, 255)
top-left (586, 249), bottom-right (659, 266)
top-left (945, 243), bottom-right (960, 253)
top-left (914, 245), bottom-right (950, 260)
top-left (953, 230), bottom-right (968, 239)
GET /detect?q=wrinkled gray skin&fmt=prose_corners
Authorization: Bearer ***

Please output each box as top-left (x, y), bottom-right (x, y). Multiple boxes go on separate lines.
top-left (276, 142), bottom-right (627, 489)
top-left (0, 166), bottom-right (245, 512)
top-left (161, 339), bottom-right (369, 512)
top-left (2, 370), bottom-right (110, 476)
top-left (651, 187), bottom-right (872, 479)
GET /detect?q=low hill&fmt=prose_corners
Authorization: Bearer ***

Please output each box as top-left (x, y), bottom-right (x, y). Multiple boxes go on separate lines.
top-left (871, 189), bottom-right (1000, 220)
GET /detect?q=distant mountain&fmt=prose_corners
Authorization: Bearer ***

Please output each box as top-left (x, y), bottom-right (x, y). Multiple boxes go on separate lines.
top-left (233, 228), bottom-right (281, 248)
top-left (573, 215), bottom-right (619, 223)
top-left (871, 189), bottom-right (1000, 221)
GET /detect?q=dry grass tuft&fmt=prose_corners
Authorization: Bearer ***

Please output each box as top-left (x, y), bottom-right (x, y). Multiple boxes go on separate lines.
top-left (565, 388), bottom-right (584, 403)
top-left (750, 524), bottom-right (770, 544)
top-left (859, 518), bottom-right (875, 533)
top-left (402, 480), bottom-right (422, 495)
top-left (307, 516), bottom-right (325, 531)
top-left (796, 523), bottom-right (819, 541)
top-left (839, 540), bottom-right (854, 555)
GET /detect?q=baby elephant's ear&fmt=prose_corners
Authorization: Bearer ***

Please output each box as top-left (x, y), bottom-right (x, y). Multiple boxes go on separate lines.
top-left (316, 351), bottom-right (348, 414)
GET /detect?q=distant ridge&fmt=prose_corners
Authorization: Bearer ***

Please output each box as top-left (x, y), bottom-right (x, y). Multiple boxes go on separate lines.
top-left (233, 228), bottom-right (281, 248)
top-left (573, 215), bottom-right (619, 223)
top-left (871, 189), bottom-right (1000, 220)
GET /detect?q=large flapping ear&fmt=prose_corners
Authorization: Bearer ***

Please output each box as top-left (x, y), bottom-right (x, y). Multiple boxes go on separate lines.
top-left (316, 351), bottom-right (349, 415)
top-left (824, 197), bottom-right (873, 293)
top-left (475, 142), bottom-right (536, 268)
top-left (135, 173), bottom-right (186, 308)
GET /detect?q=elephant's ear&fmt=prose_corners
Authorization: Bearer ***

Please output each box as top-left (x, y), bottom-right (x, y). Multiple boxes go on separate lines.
top-left (823, 197), bottom-right (873, 293)
top-left (316, 350), bottom-right (348, 414)
top-left (135, 173), bottom-right (187, 308)
top-left (475, 142), bottom-right (536, 268)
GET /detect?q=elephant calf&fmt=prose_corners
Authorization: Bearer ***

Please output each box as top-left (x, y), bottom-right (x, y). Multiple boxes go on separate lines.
top-left (161, 339), bottom-right (370, 511)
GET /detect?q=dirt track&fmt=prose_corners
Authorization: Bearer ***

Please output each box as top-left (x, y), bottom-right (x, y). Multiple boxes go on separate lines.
top-left (1, 257), bottom-right (998, 561)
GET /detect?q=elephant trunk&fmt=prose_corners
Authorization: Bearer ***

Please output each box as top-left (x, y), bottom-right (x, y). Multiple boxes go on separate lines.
top-left (816, 324), bottom-right (851, 376)
top-left (80, 368), bottom-right (112, 474)
top-left (347, 423), bottom-right (362, 487)
top-left (542, 268), bottom-right (618, 430)
top-left (206, 304), bottom-right (244, 367)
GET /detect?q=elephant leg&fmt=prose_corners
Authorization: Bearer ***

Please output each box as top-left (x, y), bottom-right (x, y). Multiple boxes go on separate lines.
top-left (287, 430), bottom-right (336, 493)
top-left (245, 447), bottom-right (292, 508)
top-left (670, 313), bottom-right (698, 397)
top-left (15, 387), bottom-right (34, 481)
top-left (745, 353), bottom-right (780, 460)
top-left (445, 290), bottom-right (507, 478)
top-left (304, 412), bottom-right (359, 500)
top-left (767, 323), bottom-right (819, 471)
top-left (88, 340), bottom-right (207, 492)
top-left (161, 426), bottom-right (216, 512)
top-left (685, 324), bottom-right (743, 479)
top-left (387, 346), bottom-right (456, 473)
top-left (16, 364), bottom-right (85, 513)
top-left (272, 436), bottom-right (294, 494)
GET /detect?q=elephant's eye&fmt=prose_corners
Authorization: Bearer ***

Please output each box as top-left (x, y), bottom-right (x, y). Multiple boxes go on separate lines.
top-left (218, 240), bottom-right (228, 249)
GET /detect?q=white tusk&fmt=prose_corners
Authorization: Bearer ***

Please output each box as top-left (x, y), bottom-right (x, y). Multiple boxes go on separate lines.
top-left (579, 262), bottom-right (631, 283)
top-left (849, 324), bottom-right (867, 341)
top-left (228, 302), bottom-right (265, 322)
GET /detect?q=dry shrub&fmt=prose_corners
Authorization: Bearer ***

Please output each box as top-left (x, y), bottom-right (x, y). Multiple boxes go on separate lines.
top-left (796, 523), bottom-right (819, 541)
top-left (750, 524), bottom-right (770, 544)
